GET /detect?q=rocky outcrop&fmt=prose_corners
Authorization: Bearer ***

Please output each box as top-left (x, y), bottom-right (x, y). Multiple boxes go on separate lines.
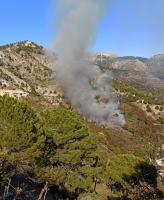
top-left (0, 41), bottom-right (63, 105)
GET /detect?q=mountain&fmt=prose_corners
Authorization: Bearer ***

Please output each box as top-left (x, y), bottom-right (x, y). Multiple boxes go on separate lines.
top-left (96, 54), bottom-right (164, 98)
top-left (1, 42), bottom-right (164, 101)
top-left (0, 42), bottom-right (164, 199)
top-left (149, 54), bottom-right (164, 80)
top-left (0, 41), bottom-right (62, 108)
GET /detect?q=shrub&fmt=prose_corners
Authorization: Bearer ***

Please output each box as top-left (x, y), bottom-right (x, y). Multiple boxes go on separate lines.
top-left (159, 118), bottom-right (164, 124)
top-left (155, 105), bottom-right (159, 110)
top-left (159, 106), bottom-right (164, 111)
top-left (146, 105), bottom-right (152, 112)
top-left (0, 59), bottom-right (5, 66)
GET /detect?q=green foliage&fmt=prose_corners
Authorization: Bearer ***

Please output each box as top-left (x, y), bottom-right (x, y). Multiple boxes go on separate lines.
top-left (0, 43), bottom-right (14, 50)
top-left (0, 151), bottom-right (14, 186)
top-left (0, 41), bottom-right (43, 54)
top-left (33, 107), bottom-right (107, 194)
top-left (113, 79), bottom-right (164, 105)
top-left (0, 95), bottom-right (49, 187)
top-left (106, 154), bottom-right (163, 199)
top-left (0, 95), bottom-right (44, 152)
top-left (120, 103), bottom-right (162, 160)
top-left (0, 96), bottom-right (162, 198)
top-left (159, 117), bottom-right (164, 124)
top-left (106, 154), bottom-right (143, 190)
top-left (15, 41), bottom-right (43, 54)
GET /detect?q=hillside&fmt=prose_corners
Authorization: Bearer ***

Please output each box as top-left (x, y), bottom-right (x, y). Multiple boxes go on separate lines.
top-left (0, 41), bottom-right (62, 107)
top-left (96, 54), bottom-right (164, 98)
top-left (0, 42), bottom-right (164, 199)
top-left (149, 54), bottom-right (164, 80)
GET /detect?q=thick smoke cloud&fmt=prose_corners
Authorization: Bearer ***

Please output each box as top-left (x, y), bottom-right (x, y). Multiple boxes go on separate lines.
top-left (51, 0), bottom-right (125, 127)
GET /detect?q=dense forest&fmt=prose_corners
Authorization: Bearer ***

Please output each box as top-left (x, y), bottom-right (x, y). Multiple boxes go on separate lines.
top-left (0, 95), bottom-right (163, 199)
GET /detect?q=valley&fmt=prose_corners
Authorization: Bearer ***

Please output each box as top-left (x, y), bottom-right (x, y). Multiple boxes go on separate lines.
top-left (0, 42), bottom-right (163, 199)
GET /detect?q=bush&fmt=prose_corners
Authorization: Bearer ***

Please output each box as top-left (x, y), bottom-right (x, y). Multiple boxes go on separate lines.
top-left (155, 106), bottom-right (159, 110)
top-left (146, 105), bottom-right (152, 112)
top-left (159, 118), bottom-right (164, 124)
top-left (0, 59), bottom-right (5, 66)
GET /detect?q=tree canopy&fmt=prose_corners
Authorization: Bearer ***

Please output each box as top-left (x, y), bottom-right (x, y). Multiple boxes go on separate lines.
top-left (0, 95), bottom-right (163, 199)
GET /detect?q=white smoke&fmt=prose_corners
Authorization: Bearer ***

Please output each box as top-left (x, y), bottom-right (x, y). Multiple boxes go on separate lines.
top-left (50, 0), bottom-right (125, 127)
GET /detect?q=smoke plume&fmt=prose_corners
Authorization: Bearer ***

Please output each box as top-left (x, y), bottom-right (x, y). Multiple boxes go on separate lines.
top-left (51, 0), bottom-right (125, 127)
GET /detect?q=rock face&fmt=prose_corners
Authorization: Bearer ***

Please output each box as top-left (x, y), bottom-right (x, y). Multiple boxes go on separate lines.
top-left (0, 41), bottom-right (62, 105)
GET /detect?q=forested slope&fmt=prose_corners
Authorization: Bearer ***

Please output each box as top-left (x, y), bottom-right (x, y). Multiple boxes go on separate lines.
top-left (0, 95), bottom-right (163, 199)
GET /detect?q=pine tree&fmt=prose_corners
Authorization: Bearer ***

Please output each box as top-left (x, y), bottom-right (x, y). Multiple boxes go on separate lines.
top-left (33, 107), bottom-right (107, 195)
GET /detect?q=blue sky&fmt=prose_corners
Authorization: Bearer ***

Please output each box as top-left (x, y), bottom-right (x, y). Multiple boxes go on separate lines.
top-left (0, 0), bottom-right (164, 57)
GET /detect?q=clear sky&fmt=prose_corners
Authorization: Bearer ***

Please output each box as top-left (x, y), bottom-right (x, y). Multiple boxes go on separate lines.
top-left (0, 0), bottom-right (164, 57)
